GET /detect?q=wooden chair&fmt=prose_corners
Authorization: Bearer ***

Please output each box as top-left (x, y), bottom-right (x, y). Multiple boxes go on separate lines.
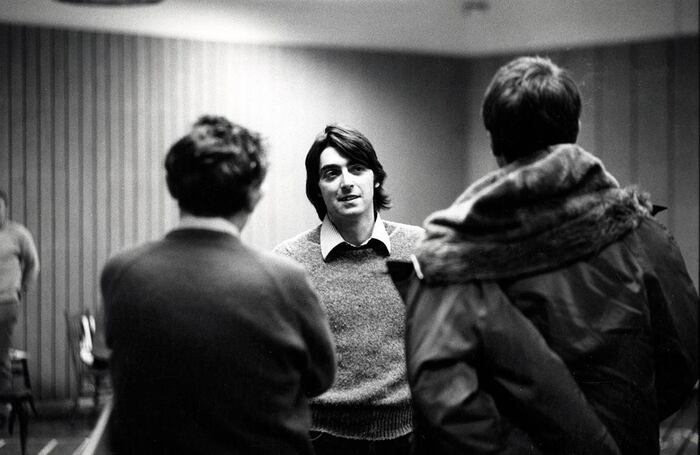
top-left (0, 388), bottom-right (32, 455)
top-left (9, 349), bottom-right (37, 416)
top-left (65, 310), bottom-right (112, 415)
top-left (0, 348), bottom-right (37, 455)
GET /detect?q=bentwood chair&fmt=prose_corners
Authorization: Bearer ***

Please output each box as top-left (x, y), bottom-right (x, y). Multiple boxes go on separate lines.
top-left (65, 310), bottom-right (112, 415)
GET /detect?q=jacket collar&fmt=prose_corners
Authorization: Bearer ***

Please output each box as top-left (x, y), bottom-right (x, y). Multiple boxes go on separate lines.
top-left (416, 144), bottom-right (652, 283)
top-left (172, 215), bottom-right (240, 238)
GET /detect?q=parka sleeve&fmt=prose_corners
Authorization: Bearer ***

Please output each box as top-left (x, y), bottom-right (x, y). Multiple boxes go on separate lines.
top-left (636, 219), bottom-right (699, 419)
top-left (405, 277), bottom-right (620, 455)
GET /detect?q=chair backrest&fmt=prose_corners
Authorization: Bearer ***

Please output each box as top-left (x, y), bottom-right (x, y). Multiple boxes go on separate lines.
top-left (79, 313), bottom-right (97, 366)
top-left (65, 310), bottom-right (110, 376)
top-left (65, 310), bottom-right (91, 379)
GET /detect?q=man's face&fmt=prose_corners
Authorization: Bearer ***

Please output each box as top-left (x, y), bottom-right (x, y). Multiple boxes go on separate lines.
top-left (0, 199), bottom-right (7, 228)
top-left (318, 147), bottom-right (375, 222)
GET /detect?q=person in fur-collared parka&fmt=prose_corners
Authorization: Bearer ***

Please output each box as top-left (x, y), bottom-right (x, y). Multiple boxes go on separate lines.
top-left (400, 56), bottom-right (698, 455)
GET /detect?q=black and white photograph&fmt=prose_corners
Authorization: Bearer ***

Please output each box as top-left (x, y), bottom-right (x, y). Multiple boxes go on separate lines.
top-left (0, 1), bottom-right (697, 454)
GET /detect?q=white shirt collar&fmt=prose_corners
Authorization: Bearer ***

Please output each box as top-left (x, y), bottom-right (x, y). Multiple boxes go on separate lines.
top-left (173, 215), bottom-right (240, 237)
top-left (320, 213), bottom-right (391, 260)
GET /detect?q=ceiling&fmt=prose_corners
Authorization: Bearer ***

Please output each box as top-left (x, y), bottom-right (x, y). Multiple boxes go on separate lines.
top-left (0, 0), bottom-right (697, 56)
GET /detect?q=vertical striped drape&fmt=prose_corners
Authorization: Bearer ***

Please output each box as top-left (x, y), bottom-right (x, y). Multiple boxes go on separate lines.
top-left (1, 22), bottom-right (697, 401)
top-left (0, 22), bottom-right (469, 400)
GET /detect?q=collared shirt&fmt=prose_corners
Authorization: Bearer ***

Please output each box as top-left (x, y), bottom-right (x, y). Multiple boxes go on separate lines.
top-left (320, 214), bottom-right (391, 261)
top-left (173, 215), bottom-right (240, 237)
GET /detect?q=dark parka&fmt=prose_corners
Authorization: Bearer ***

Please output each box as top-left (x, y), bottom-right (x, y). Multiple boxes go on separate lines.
top-left (399, 145), bottom-right (698, 455)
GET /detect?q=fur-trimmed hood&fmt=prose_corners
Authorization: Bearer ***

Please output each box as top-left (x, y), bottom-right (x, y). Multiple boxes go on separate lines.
top-left (416, 144), bottom-right (653, 283)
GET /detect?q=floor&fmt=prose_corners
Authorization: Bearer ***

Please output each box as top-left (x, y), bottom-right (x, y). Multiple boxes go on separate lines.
top-left (0, 391), bottom-right (695, 455)
top-left (0, 400), bottom-right (101, 455)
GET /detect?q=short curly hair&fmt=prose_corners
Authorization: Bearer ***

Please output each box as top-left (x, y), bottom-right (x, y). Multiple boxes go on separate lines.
top-left (482, 56), bottom-right (581, 163)
top-left (165, 115), bottom-right (268, 217)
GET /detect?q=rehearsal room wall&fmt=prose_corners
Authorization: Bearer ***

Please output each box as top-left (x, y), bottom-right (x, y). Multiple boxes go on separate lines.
top-left (1, 21), bottom-right (697, 401)
top-left (0, 22), bottom-right (468, 400)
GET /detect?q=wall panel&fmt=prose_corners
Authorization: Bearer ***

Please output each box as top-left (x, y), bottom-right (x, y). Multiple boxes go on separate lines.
top-left (79, 32), bottom-right (96, 363)
top-left (65, 30), bottom-right (81, 399)
top-left (52, 29), bottom-right (70, 400)
top-left (0, 22), bottom-right (696, 400)
top-left (635, 41), bottom-right (671, 227)
top-left (561, 48), bottom-right (599, 153)
top-left (671, 37), bottom-right (699, 287)
top-left (24, 26), bottom-right (41, 397)
top-left (0, 26), bottom-right (9, 188)
top-left (598, 45), bottom-right (633, 185)
top-left (0, 22), bottom-right (468, 400)
top-left (464, 57), bottom-right (502, 184)
top-left (37, 27), bottom-right (56, 397)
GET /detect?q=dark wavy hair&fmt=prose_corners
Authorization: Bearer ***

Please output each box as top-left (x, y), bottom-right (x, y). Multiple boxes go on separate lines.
top-left (165, 115), bottom-right (268, 217)
top-left (482, 56), bottom-right (581, 163)
top-left (305, 125), bottom-right (391, 220)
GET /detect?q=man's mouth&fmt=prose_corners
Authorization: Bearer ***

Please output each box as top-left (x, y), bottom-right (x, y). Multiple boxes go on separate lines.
top-left (338, 195), bottom-right (359, 202)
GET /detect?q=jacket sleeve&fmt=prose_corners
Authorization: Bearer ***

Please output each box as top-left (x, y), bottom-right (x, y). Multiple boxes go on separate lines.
top-left (405, 276), bottom-right (620, 455)
top-left (289, 267), bottom-right (336, 398)
top-left (636, 219), bottom-right (699, 419)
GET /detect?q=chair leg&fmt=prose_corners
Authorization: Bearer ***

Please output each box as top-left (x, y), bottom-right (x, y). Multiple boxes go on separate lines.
top-left (28, 395), bottom-right (38, 417)
top-left (7, 403), bottom-right (15, 435)
top-left (93, 375), bottom-right (102, 410)
top-left (70, 377), bottom-right (82, 422)
top-left (17, 401), bottom-right (28, 455)
top-left (3, 399), bottom-right (29, 455)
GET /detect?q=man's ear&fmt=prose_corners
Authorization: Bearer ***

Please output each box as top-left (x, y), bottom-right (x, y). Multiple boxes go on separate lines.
top-left (245, 185), bottom-right (264, 212)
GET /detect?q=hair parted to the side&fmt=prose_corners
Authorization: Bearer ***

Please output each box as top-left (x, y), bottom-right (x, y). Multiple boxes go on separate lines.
top-left (165, 115), bottom-right (268, 217)
top-left (482, 56), bottom-right (581, 163)
top-left (304, 124), bottom-right (391, 220)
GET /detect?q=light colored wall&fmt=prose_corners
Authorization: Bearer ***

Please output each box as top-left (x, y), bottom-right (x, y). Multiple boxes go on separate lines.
top-left (1, 21), bottom-right (697, 401)
top-left (0, 23), bottom-right (468, 400)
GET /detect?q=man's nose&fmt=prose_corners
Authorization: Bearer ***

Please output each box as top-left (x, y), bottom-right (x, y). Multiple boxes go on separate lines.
top-left (339, 169), bottom-right (354, 189)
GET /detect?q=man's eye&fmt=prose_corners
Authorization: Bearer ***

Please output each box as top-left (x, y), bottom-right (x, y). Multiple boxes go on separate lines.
top-left (350, 165), bottom-right (367, 173)
top-left (322, 170), bottom-right (339, 179)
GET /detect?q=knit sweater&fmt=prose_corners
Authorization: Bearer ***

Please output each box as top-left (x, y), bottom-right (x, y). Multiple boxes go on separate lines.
top-left (274, 220), bottom-right (424, 440)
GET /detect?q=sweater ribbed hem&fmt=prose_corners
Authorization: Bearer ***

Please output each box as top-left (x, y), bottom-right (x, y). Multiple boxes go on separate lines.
top-left (311, 403), bottom-right (413, 440)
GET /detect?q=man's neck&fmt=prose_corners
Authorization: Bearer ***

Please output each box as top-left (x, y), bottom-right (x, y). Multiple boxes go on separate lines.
top-left (329, 212), bottom-right (376, 246)
top-left (179, 211), bottom-right (249, 233)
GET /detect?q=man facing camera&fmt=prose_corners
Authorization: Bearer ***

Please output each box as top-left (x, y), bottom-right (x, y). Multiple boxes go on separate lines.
top-left (101, 115), bottom-right (335, 454)
top-left (402, 56), bottom-right (698, 454)
top-left (275, 125), bottom-right (423, 455)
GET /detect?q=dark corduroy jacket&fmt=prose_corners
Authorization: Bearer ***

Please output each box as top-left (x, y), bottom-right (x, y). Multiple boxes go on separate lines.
top-left (101, 228), bottom-right (335, 455)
